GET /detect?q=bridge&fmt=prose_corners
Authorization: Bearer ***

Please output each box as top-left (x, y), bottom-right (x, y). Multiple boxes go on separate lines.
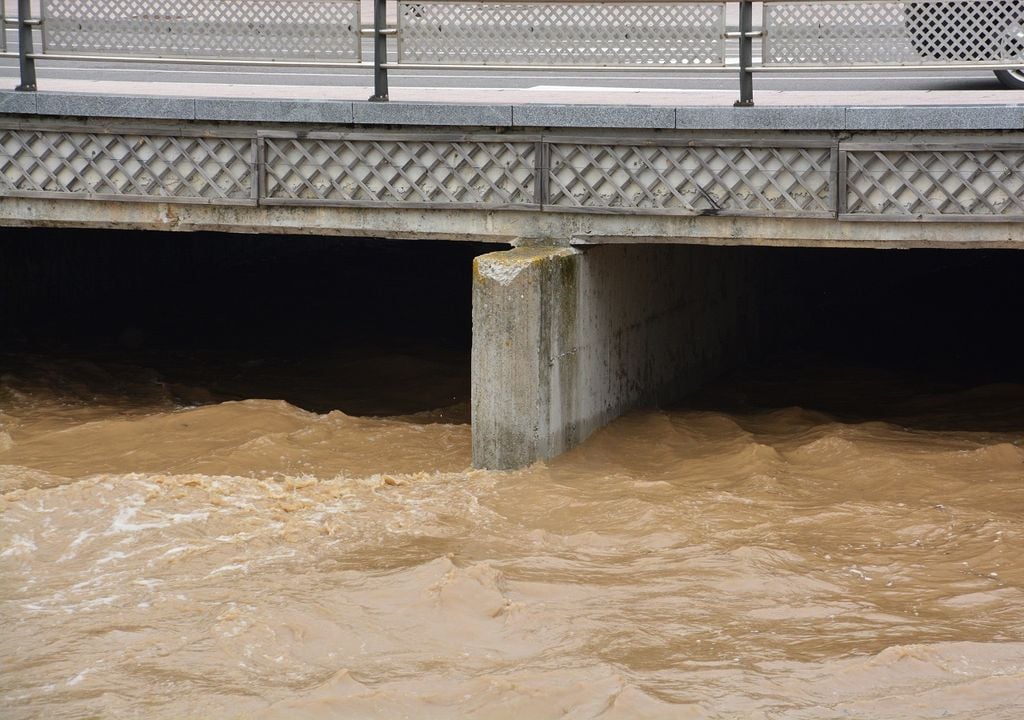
top-left (0, 0), bottom-right (1022, 468)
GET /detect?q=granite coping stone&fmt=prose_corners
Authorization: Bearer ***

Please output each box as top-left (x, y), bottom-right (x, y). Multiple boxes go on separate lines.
top-left (0, 92), bottom-right (1021, 132)
top-left (353, 102), bottom-right (513, 127)
top-left (195, 98), bottom-right (355, 123)
top-left (677, 106), bottom-right (847, 130)
top-left (34, 93), bottom-right (196, 120)
top-left (0, 91), bottom-right (37, 114)
top-left (513, 104), bottom-right (676, 129)
top-left (845, 105), bottom-right (1024, 130)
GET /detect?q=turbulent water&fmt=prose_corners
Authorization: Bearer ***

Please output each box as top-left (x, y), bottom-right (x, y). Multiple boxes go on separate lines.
top-left (2, 351), bottom-right (1023, 719)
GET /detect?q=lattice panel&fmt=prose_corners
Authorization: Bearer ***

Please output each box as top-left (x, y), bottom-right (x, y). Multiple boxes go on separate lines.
top-left (42, 0), bottom-right (361, 61)
top-left (397, 2), bottom-right (726, 66)
top-left (764, 0), bottom-right (1024, 66)
top-left (844, 147), bottom-right (1024, 217)
top-left (547, 143), bottom-right (835, 216)
top-left (0, 129), bottom-right (255, 202)
top-left (263, 136), bottom-right (538, 205)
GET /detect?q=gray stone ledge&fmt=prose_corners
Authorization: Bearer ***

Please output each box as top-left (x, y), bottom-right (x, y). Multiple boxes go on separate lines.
top-left (0, 91), bottom-right (37, 114)
top-left (195, 98), bottom-right (354, 123)
top-left (845, 105), bottom-right (1024, 130)
top-left (0, 93), bottom-right (1021, 132)
top-left (35, 93), bottom-right (196, 120)
top-left (677, 106), bottom-right (846, 130)
top-left (513, 104), bottom-right (676, 129)
top-left (353, 102), bottom-right (513, 127)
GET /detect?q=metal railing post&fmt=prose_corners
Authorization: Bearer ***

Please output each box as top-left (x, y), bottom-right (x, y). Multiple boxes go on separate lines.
top-left (15, 0), bottom-right (36, 91)
top-left (369, 0), bottom-right (389, 101)
top-left (734, 0), bottom-right (753, 107)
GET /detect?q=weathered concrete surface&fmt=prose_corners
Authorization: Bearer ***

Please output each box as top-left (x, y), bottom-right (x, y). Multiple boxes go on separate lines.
top-left (472, 247), bottom-right (581, 469)
top-left (472, 244), bottom-right (767, 469)
top-left (2, 199), bottom-right (1022, 250)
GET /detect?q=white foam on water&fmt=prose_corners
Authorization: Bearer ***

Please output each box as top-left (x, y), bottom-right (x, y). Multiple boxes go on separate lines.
top-left (0, 534), bottom-right (37, 557)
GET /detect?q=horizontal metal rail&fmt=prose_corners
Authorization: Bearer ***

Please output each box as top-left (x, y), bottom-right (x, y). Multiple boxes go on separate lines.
top-left (24, 54), bottom-right (368, 69)
top-left (5, 0), bottom-right (1024, 105)
top-left (381, 63), bottom-right (735, 72)
top-left (756, 62), bottom-right (1024, 72)
top-left (1, 0), bottom-right (13, 55)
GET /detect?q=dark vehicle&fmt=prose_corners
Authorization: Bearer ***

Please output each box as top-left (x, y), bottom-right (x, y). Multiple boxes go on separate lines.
top-left (906, 0), bottom-right (1024, 88)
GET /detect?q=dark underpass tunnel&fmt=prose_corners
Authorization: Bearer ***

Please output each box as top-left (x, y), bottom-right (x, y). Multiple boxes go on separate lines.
top-left (1, 230), bottom-right (1024, 427)
top-left (695, 246), bottom-right (1024, 431)
top-left (794, 247), bottom-right (1024, 379)
top-left (0, 228), bottom-right (498, 418)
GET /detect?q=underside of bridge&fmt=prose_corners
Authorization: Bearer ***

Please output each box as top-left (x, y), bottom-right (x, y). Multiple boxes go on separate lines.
top-left (2, 229), bottom-right (1023, 469)
top-left (472, 241), bottom-right (1024, 467)
top-left (471, 244), bottom-right (773, 468)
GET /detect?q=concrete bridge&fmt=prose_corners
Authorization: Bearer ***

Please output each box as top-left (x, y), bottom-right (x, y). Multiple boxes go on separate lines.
top-left (1, 0), bottom-right (1022, 468)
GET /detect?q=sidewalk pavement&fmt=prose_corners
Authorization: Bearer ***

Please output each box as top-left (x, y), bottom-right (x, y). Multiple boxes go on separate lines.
top-left (19, 78), bottom-right (1023, 107)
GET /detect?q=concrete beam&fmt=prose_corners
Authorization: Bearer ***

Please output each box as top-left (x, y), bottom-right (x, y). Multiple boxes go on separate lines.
top-left (1, 199), bottom-right (1021, 250)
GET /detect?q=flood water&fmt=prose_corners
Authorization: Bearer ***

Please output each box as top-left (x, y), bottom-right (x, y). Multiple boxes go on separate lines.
top-left (2, 235), bottom-right (1023, 718)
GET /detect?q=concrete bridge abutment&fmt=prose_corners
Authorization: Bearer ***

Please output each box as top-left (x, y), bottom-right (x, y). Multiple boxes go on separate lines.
top-left (471, 243), bottom-right (773, 469)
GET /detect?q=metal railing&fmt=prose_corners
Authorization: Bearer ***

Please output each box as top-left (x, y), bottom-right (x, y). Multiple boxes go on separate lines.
top-left (0, 1), bottom-right (9, 55)
top-left (5, 0), bottom-right (1024, 104)
top-left (370, 0), bottom-right (734, 101)
top-left (9, 0), bottom-right (368, 92)
top-left (761, 0), bottom-right (1024, 71)
top-left (41, 0), bottom-right (363, 63)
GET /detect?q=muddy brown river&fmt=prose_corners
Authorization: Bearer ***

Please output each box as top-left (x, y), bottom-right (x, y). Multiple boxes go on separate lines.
top-left (2, 347), bottom-right (1023, 719)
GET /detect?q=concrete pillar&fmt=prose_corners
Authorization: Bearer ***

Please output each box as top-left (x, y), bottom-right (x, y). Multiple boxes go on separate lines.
top-left (471, 244), bottom-right (768, 469)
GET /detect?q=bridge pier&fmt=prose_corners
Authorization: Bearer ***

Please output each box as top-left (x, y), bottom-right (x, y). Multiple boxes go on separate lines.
top-left (471, 243), bottom-right (771, 469)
